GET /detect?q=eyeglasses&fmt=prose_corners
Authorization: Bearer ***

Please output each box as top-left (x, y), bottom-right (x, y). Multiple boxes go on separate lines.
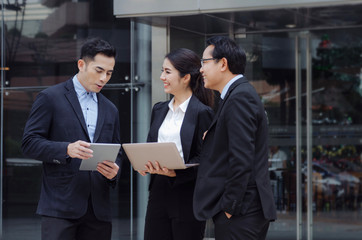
top-left (200, 57), bottom-right (217, 67)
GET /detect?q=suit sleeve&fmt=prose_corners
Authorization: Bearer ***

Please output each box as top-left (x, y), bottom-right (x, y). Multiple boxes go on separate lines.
top-left (221, 92), bottom-right (259, 215)
top-left (173, 107), bottom-right (214, 187)
top-left (22, 92), bottom-right (70, 164)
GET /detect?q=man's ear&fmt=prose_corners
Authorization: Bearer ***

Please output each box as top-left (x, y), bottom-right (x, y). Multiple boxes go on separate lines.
top-left (220, 57), bottom-right (229, 72)
top-left (78, 59), bottom-right (85, 71)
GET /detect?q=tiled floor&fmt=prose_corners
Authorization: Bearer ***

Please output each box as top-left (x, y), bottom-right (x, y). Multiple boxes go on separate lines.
top-left (1, 218), bottom-right (131, 240)
top-left (1, 212), bottom-right (362, 239)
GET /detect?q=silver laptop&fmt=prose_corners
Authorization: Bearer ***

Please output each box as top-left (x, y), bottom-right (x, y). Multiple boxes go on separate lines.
top-left (122, 142), bottom-right (199, 171)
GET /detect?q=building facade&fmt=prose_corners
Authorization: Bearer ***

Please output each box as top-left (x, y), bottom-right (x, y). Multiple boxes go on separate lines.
top-left (1, 0), bottom-right (362, 239)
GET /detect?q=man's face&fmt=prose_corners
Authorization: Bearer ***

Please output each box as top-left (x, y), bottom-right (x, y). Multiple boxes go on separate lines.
top-left (200, 45), bottom-right (222, 91)
top-left (77, 53), bottom-right (115, 93)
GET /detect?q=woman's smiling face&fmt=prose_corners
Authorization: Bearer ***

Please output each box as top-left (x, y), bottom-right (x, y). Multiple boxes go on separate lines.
top-left (160, 58), bottom-right (187, 95)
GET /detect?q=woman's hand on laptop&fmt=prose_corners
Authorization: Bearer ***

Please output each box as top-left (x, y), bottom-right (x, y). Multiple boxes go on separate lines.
top-left (144, 161), bottom-right (176, 177)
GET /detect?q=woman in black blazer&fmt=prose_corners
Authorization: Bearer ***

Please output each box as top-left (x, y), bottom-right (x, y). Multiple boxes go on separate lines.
top-left (138, 48), bottom-right (214, 240)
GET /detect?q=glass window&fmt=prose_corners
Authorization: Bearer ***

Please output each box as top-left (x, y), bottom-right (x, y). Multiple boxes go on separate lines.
top-left (1, 1), bottom-right (136, 239)
top-left (309, 28), bottom-right (362, 239)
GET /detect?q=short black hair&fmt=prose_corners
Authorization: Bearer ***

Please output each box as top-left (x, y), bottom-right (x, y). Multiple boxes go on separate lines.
top-left (80, 37), bottom-right (116, 61)
top-left (206, 36), bottom-right (246, 74)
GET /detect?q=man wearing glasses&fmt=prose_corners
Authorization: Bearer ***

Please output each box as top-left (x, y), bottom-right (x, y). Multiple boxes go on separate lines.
top-left (194, 36), bottom-right (276, 240)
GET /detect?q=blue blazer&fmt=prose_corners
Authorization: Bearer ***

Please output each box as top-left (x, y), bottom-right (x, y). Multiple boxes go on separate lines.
top-left (194, 77), bottom-right (277, 221)
top-left (147, 95), bottom-right (214, 220)
top-left (22, 78), bottom-right (121, 222)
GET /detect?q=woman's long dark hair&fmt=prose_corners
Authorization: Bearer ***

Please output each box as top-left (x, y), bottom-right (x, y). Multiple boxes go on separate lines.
top-left (165, 48), bottom-right (214, 108)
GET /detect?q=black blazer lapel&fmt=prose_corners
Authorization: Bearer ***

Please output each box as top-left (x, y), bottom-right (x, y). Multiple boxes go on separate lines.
top-left (207, 77), bottom-right (247, 131)
top-left (180, 95), bottom-right (198, 162)
top-left (93, 94), bottom-right (104, 143)
top-left (64, 79), bottom-right (90, 141)
top-left (148, 101), bottom-right (169, 142)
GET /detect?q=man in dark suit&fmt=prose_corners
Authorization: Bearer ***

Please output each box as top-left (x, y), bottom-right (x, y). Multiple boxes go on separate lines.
top-left (193, 36), bottom-right (277, 240)
top-left (22, 38), bottom-right (121, 240)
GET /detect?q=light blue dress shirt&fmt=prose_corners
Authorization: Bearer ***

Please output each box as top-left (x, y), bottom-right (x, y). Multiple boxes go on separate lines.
top-left (72, 76), bottom-right (98, 142)
top-left (220, 74), bottom-right (243, 99)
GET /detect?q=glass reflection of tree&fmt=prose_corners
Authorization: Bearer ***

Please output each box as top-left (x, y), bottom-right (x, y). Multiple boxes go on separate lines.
top-left (311, 34), bottom-right (362, 211)
top-left (312, 34), bottom-right (362, 125)
top-left (1, 0), bottom-right (26, 87)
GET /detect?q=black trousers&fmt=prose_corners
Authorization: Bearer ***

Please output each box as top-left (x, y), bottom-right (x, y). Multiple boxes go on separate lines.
top-left (144, 179), bottom-right (205, 240)
top-left (41, 199), bottom-right (112, 240)
top-left (144, 214), bottom-right (205, 240)
top-left (213, 210), bottom-right (270, 240)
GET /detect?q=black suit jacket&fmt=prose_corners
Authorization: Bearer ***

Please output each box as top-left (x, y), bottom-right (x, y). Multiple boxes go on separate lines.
top-left (147, 95), bottom-right (213, 220)
top-left (193, 77), bottom-right (277, 221)
top-left (22, 78), bottom-right (121, 222)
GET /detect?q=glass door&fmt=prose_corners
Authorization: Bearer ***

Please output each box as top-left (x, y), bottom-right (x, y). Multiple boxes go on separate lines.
top-left (0, 0), bottom-right (5, 237)
top-left (236, 32), bottom-right (303, 240)
top-left (308, 28), bottom-right (362, 240)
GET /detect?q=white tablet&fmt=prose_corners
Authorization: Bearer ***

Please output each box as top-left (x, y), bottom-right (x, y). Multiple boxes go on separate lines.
top-left (79, 143), bottom-right (121, 171)
top-left (122, 142), bottom-right (199, 171)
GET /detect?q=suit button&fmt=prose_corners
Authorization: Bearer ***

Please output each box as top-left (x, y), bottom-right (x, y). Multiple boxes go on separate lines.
top-left (53, 159), bottom-right (61, 164)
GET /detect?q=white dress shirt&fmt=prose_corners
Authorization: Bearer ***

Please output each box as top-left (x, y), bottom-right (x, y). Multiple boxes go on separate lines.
top-left (158, 96), bottom-right (191, 162)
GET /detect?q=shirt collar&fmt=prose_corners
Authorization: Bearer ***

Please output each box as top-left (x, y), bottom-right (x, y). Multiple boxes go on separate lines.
top-left (168, 95), bottom-right (192, 113)
top-left (220, 74), bottom-right (243, 99)
top-left (72, 75), bottom-right (98, 102)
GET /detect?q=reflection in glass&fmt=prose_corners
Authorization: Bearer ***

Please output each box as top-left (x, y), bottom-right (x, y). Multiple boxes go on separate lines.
top-left (2, 1), bottom-right (133, 239)
top-left (309, 30), bottom-right (362, 239)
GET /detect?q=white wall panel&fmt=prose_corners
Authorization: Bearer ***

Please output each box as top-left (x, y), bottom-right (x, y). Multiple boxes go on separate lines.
top-left (114, 0), bottom-right (199, 17)
top-left (114, 0), bottom-right (362, 17)
top-left (199, 0), bottom-right (362, 12)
